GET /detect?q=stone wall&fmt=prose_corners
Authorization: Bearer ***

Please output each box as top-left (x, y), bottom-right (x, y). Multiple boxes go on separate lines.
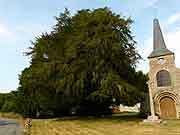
top-left (148, 54), bottom-right (176, 96)
top-left (148, 54), bottom-right (180, 118)
top-left (119, 103), bottom-right (140, 112)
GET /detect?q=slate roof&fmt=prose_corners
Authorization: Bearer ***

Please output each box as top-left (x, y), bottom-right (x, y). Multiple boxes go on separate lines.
top-left (148, 19), bottom-right (174, 58)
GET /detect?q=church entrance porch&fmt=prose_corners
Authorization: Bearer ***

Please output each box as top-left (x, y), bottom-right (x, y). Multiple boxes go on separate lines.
top-left (160, 96), bottom-right (176, 119)
top-left (153, 91), bottom-right (180, 119)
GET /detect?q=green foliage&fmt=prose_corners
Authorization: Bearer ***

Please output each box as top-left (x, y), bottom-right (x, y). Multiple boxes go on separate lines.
top-left (17, 7), bottom-right (148, 117)
top-left (0, 91), bottom-right (19, 112)
top-left (0, 94), bottom-right (6, 110)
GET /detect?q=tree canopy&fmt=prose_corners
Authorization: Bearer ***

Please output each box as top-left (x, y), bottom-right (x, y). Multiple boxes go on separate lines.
top-left (17, 7), bottom-right (148, 117)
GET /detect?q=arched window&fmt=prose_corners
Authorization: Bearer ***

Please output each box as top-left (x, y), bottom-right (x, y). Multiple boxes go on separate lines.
top-left (156, 70), bottom-right (171, 87)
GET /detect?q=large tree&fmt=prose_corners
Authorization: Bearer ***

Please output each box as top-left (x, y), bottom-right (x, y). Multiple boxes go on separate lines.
top-left (18, 7), bottom-right (148, 117)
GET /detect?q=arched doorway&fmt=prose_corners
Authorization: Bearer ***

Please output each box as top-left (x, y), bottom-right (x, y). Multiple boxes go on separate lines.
top-left (160, 96), bottom-right (176, 119)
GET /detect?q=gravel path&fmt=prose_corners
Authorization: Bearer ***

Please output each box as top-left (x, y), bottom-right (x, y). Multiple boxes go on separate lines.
top-left (0, 119), bottom-right (21, 135)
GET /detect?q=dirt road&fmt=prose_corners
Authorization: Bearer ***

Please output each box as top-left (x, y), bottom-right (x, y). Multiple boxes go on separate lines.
top-left (0, 119), bottom-right (21, 135)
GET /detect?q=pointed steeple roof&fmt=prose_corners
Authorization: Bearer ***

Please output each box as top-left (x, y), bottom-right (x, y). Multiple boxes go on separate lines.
top-left (148, 18), bottom-right (174, 58)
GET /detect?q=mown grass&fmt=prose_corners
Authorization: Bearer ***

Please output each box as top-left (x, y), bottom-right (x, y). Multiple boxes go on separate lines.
top-left (28, 113), bottom-right (180, 135)
top-left (0, 112), bottom-right (22, 119)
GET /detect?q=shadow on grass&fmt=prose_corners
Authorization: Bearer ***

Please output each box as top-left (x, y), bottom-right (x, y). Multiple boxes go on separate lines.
top-left (54, 112), bottom-right (143, 122)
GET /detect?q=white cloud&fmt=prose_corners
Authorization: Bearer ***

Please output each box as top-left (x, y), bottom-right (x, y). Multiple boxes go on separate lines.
top-left (145, 0), bottom-right (159, 8)
top-left (167, 12), bottom-right (180, 25)
top-left (164, 29), bottom-right (180, 68)
top-left (137, 37), bottom-right (152, 73)
top-left (137, 29), bottom-right (180, 73)
top-left (0, 23), bottom-right (13, 38)
top-left (0, 89), bottom-right (13, 93)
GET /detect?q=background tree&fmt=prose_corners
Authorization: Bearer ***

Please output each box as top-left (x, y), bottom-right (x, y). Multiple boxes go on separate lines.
top-left (0, 94), bottom-right (6, 110)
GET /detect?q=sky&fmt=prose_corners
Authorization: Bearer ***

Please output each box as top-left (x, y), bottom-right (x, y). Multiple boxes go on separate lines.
top-left (0, 0), bottom-right (180, 93)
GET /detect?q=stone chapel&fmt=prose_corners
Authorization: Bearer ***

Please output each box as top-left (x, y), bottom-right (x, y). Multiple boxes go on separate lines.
top-left (148, 18), bottom-right (180, 119)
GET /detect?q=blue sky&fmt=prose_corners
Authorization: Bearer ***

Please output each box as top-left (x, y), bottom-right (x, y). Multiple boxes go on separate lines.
top-left (0, 0), bottom-right (180, 93)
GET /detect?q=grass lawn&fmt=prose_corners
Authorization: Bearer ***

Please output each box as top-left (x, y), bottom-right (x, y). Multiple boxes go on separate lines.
top-left (0, 112), bottom-right (22, 119)
top-left (28, 112), bottom-right (180, 135)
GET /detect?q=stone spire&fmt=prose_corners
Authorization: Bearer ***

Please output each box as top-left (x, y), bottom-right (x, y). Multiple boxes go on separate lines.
top-left (153, 19), bottom-right (166, 50)
top-left (148, 18), bottom-right (174, 58)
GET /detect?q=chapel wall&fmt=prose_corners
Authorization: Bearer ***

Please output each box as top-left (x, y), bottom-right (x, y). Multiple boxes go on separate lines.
top-left (148, 55), bottom-right (176, 96)
top-left (175, 68), bottom-right (180, 93)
